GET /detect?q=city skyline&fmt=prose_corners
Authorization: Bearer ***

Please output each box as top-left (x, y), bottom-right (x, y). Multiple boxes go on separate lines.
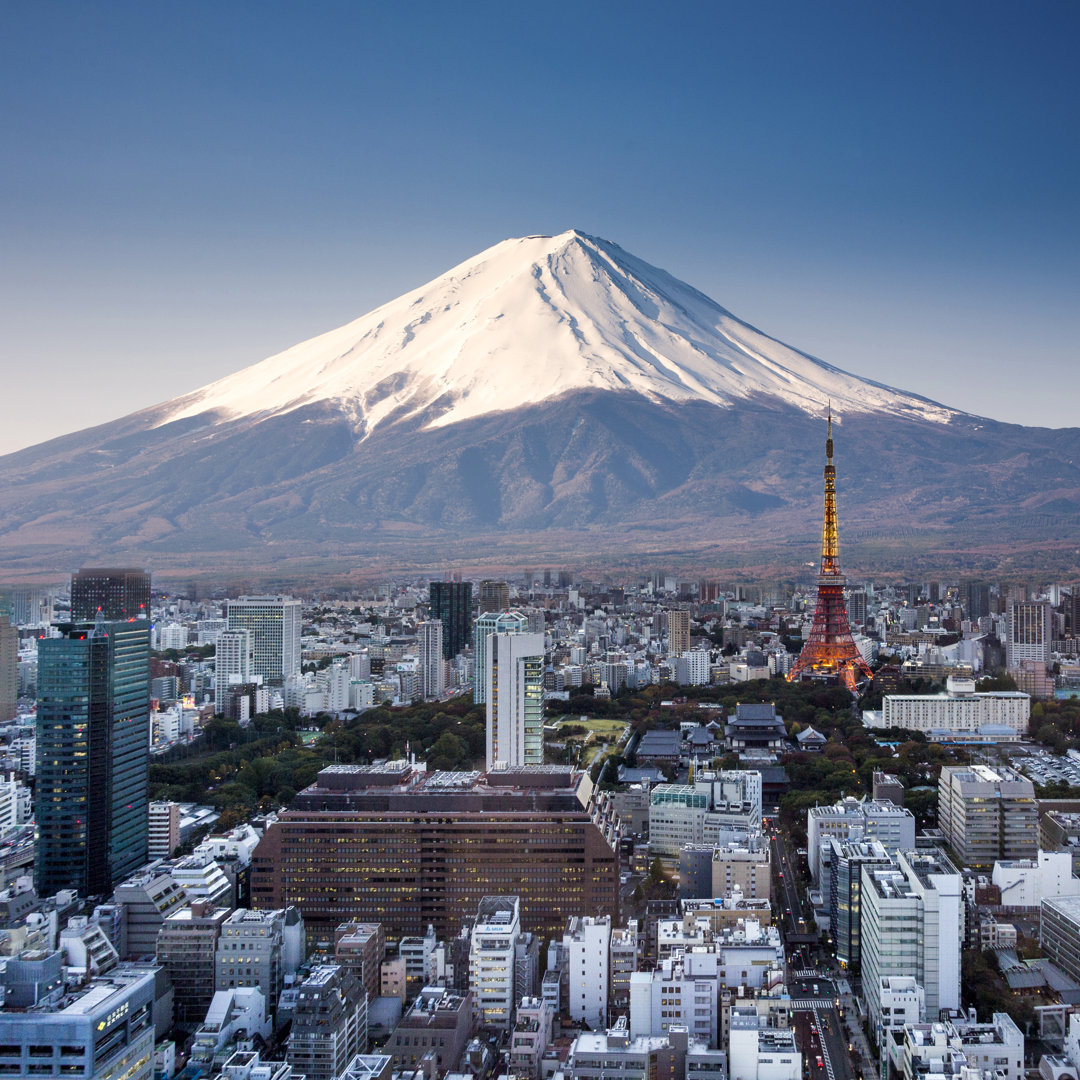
top-left (1, 2), bottom-right (1078, 455)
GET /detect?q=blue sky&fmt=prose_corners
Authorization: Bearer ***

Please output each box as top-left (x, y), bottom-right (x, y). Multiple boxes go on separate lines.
top-left (1, 1), bottom-right (1077, 453)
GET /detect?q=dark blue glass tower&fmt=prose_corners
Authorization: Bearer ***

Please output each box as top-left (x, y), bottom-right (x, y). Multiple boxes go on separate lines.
top-left (429, 581), bottom-right (473, 660)
top-left (35, 619), bottom-right (150, 896)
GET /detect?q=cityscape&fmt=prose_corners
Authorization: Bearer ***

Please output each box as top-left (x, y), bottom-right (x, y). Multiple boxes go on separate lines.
top-left (0, 416), bottom-right (1077, 1080)
top-left (2, 5), bottom-right (1078, 1080)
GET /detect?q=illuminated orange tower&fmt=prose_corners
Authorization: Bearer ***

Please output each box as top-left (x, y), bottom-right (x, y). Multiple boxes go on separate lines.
top-left (788, 409), bottom-right (873, 693)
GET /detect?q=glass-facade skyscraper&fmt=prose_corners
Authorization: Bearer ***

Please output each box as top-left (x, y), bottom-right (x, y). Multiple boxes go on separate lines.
top-left (429, 581), bottom-right (472, 660)
top-left (35, 619), bottom-right (150, 896)
top-left (70, 567), bottom-right (151, 621)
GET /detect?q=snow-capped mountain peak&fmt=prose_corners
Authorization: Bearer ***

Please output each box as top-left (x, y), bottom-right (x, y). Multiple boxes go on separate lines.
top-left (158, 228), bottom-right (956, 436)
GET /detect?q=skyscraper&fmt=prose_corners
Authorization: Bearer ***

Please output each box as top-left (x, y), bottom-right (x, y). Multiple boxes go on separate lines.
top-left (226, 596), bottom-right (302, 686)
top-left (70, 567), bottom-right (150, 621)
top-left (0, 616), bottom-right (16, 723)
top-left (1067, 590), bottom-right (1080, 637)
top-left (215, 629), bottom-right (253, 712)
top-left (429, 581), bottom-right (473, 659)
top-left (486, 631), bottom-right (545, 770)
top-left (667, 610), bottom-right (690, 656)
top-left (846, 588), bottom-right (868, 630)
top-left (962, 581), bottom-right (991, 622)
top-left (417, 621), bottom-right (445, 700)
top-left (478, 580), bottom-right (510, 615)
top-left (474, 610), bottom-right (528, 704)
top-left (35, 619), bottom-right (150, 895)
top-left (1006, 600), bottom-right (1052, 669)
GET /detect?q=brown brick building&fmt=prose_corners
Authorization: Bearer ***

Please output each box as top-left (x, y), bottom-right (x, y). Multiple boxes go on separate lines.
top-left (251, 763), bottom-right (620, 946)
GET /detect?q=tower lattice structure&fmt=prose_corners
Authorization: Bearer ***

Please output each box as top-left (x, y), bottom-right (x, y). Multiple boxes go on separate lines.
top-left (788, 411), bottom-right (873, 693)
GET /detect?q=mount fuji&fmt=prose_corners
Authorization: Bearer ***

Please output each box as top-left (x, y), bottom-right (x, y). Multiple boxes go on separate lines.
top-left (0, 230), bottom-right (1078, 578)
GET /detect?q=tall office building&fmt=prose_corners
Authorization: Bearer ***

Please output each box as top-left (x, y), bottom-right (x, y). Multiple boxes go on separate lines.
top-left (829, 839), bottom-right (892, 972)
top-left (215, 629), bottom-right (253, 712)
top-left (70, 567), bottom-right (150, 621)
top-left (807, 797), bottom-right (916, 885)
top-left (1068, 590), bottom-right (1080, 637)
top-left (937, 764), bottom-right (1037, 869)
top-left (10, 586), bottom-right (53, 627)
top-left (846, 588), bottom-right (868, 630)
top-left (473, 610), bottom-right (527, 704)
top-left (667, 610), bottom-right (691, 657)
top-left (861, 851), bottom-right (962, 1053)
top-left (417, 621), bottom-right (445, 700)
top-left (35, 619), bottom-right (150, 895)
top-left (486, 631), bottom-right (545, 771)
top-left (962, 581), bottom-right (991, 622)
top-left (478, 580), bottom-right (510, 615)
top-left (1007, 600), bottom-right (1052, 669)
top-left (226, 596), bottom-right (302, 686)
top-left (429, 581), bottom-right (473, 660)
top-left (0, 616), bottom-right (16, 722)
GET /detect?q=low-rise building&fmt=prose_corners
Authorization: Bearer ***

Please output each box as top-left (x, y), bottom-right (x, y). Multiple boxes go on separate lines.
top-left (385, 987), bottom-right (473, 1076)
top-left (728, 1004), bottom-right (801, 1080)
top-left (509, 997), bottom-right (554, 1080)
top-left (565, 1017), bottom-right (680, 1080)
top-left (992, 851), bottom-right (1080, 910)
top-left (872, 678), bottom-right (1030, 739)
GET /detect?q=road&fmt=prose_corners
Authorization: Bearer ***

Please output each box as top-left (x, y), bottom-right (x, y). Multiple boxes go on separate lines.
top-left (790, 976), bottom-right (860, 1080)
top-left (771, 828), bottom-right (813, 943)
top-left (770, 824), bottom-right (874, 1080)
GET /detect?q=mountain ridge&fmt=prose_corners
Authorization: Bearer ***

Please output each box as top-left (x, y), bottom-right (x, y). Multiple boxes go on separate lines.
top-left (0, 230), bottom-right (1077, 578)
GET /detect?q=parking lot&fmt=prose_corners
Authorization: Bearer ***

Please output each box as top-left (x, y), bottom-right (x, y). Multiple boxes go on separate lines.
top-left (1010, 744), bottom-right (1080, 787)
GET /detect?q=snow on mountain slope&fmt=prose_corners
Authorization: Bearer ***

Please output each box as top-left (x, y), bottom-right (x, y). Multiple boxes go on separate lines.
top-left (159, 229), bottom-right (957, 436)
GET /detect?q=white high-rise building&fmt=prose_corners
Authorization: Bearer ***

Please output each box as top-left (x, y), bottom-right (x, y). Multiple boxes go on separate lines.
top-left (473, 610), bottom-right (527, 704)
top-left (485, 631), bottom-right (545, 771)
top-left (418, 622), bottom-right (445, 700)
top-left (215, 629), bottom-right (252, 709)
top-left (226, 596), bottom-right (302, 686)
top-left (158, 623), bottom-right (189, 651)
top-left (861, 850), bottom-right (962, 1047)
top-left (469, 896), bottom-right (521, 1031)
top-left (563, 916), bottom-right (611, 1030)
top-left (317, 663), bottom-right (350, 712)
top-left (674, 649), bottom-right (710, 686)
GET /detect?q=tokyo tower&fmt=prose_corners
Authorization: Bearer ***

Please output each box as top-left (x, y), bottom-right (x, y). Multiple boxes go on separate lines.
top-left (787, 410), bottom-right (873, 694)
